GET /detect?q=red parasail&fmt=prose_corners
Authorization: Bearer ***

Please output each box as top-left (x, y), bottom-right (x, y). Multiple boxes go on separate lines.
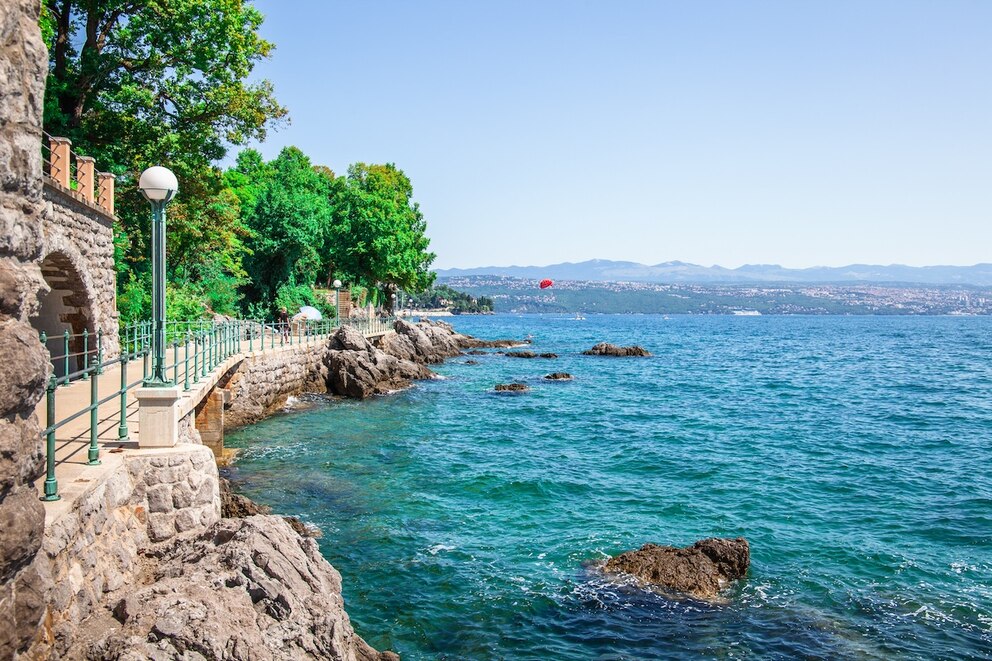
top-left (539, 279), bottom-right (553, 289)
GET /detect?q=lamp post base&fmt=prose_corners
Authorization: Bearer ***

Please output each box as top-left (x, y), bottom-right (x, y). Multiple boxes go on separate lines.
top-left (134, 385), bottom-right (183, 447)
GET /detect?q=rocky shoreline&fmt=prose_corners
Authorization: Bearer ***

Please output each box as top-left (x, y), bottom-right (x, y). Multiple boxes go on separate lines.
top-left (193, 319), bottom-right (525, 659)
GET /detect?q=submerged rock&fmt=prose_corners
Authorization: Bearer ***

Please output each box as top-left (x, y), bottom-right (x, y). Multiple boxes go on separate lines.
top-left (582, 343), bottom-right (651, 357)
top-left (494, 383), bottom-right (529, 392)
top-left (90, 516), bottom-right (396, 660)
top-left (544, 372), bottom-right (573, 380)
top-left (505, 351), bottom-right (558, 359)
top-left (220, 478), bottom-right (320, 538)
top-left (464, 360), bottom-right (479, 365)
top-left (603, 538), bottom-right (749, 600)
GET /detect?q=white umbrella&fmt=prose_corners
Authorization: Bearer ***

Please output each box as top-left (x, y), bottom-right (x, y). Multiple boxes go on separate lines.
top-left (297, 305), bottom-right (322, 320)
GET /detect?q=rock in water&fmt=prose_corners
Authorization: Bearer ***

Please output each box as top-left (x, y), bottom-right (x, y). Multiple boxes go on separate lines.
top-left (544, 372), bottom-right (573, 380)
top-left (603, 538), bottom-right (749, 599)
top-left (505, 350), bottom-right (537, 358)
top-left (582, 343), bottom-right (651, 357)
top-left (219, 477), bottom-right (271, 518)
top-left (495, 383), bottom-right (529, 392)
top-left (90, 516), bottom-right (396, 660)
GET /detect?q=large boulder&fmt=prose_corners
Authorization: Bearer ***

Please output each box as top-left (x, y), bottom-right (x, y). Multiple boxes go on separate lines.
top-left (582, 343), bottom-right (651, 357)
top-left (326, 326), bottom-right (431, 399)
top-left (377, 319), bottom-right (526, 364)
top-left (88, 516), bottom-right (396, 660)
top-left (603, 538), bottom-right (749, 600)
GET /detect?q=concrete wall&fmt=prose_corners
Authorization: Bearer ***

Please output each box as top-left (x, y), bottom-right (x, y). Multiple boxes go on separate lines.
top-left (0, 0), bottom-right (55, 654)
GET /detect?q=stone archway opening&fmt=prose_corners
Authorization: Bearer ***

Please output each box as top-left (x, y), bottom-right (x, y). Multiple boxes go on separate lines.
top-left (32, 251), bottom-right (95, 376)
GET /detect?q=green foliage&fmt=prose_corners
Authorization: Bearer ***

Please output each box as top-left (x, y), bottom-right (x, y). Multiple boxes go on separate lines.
top-left (406, 285), bottom-right (493, 314)
top-left (40, 4), bottom-right (438, 327)
top-left (274, 284), bottom-right (336, 320)
top-left (166, 281), bottom-right (207, 321)
top-left (332, 163), bottom-right (437, 298)
top-left (116, 274), bottom-right (150, 326)
top-left (41, 0), bottom-right (284, 323)
top-left (240, 147), bottom-right (335, 305)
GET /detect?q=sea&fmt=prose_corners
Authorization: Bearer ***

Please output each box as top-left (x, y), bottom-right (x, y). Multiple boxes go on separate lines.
top-left (224, 314), bottom-right (992, 660)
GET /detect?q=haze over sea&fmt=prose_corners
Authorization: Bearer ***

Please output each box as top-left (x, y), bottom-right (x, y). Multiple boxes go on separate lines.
top-left (226, 314), bottom-right (992, 660)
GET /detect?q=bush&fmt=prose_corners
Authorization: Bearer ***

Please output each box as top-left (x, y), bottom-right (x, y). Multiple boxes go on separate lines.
top-left (117, 274), bottom-right (150, 326)
top-left (273, 283), bottom-right (336, 321)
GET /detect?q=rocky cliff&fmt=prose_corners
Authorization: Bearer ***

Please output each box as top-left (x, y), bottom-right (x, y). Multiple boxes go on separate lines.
top-left (87, 516), bottom-right (395, 661)
top-left (0, 0), bottom-right (55, 654)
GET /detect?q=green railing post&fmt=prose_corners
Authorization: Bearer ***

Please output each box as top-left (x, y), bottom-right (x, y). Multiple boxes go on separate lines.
top-left (184, 332), bottom-right (191, 391)
top-left (249, 320), bottom-right (254, 352)
top-left (41, 375), bottom-right (60, 501)
top-left (118, 353), bottom-right (130, 442)
top-left (173, 340), bottom-right (179, 384)
top-left (87, 348), bottom-right (101, 465)
top-left (62, 330), bottom-right (70, 385)
top-left (96, 329), bottom-right (104, 374)
top-left (270, 322), bottom-right (274, 349)
top-left (142, 325), bottom-right (150, 380)
top-left (81, 329), bottom-right (89, 380)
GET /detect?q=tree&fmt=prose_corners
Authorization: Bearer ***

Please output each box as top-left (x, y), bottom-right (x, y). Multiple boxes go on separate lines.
top-left (40, 0), bottom-right (286, 319)
top-left (42, 0), bottom-right (285, 165)
top-left (239, 147), bottom-right (336, 311)
top-left (334, 163), bottom-right (436, 301)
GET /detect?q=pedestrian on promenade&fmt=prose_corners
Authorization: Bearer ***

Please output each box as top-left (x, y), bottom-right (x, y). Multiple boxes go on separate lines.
top-left (278, 307), bottom-right (290, 340)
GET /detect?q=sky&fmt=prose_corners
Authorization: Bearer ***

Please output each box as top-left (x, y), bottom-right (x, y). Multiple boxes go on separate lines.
top-left (241, 0), bottom-right (992, 270)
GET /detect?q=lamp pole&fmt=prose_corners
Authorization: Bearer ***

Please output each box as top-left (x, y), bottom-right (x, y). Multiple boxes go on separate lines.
top-left (333, 279), bottom-right (342, 322)
top-left (138, 166), bottom-right (178, 387)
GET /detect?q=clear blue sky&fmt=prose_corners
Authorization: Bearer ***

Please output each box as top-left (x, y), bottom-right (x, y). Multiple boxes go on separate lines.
top-left (243, 0), bottom-right (991, 269)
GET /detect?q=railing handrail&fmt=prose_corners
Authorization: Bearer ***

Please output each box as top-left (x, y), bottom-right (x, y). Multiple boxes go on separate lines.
top-left (37, 314), bottom-right (400, 501)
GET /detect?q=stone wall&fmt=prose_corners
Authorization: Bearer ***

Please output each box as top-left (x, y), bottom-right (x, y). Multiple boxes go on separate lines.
top-left (37, 184), bottom-right (120, 358)
top-left (25, 444), bottom-right (221, 658)
top-left (0, 0), bottom-right (55, 655)
top-left (222, 342), bottom-right (330, 428)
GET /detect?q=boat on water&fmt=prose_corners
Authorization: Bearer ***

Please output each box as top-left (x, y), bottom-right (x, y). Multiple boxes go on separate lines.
top-left (572, 312), bottom-right (586, 320)
top-left (732, 310), bottom-right (762, 316)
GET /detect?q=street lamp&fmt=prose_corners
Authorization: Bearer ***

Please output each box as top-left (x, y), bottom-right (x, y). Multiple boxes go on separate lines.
top-left (138, 166), bottom-right (178, 387)
top-left (333, 279), bottom-right (342, 322)
top-left (390, 292), bottom-right (397, 316)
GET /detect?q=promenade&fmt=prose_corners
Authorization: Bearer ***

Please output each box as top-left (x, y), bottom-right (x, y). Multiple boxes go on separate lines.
top-left (35, 319), bottom-right (394, 524)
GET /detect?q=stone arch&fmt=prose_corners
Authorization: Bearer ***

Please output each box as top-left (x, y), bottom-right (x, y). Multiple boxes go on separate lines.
top-left (32, 249), bottom-right (99, 375)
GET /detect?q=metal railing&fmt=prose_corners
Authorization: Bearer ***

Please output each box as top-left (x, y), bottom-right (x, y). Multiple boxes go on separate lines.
top-left (343, 315), bottom-right (394, 337)
top-left (37, 316), bottom-right (396, 502)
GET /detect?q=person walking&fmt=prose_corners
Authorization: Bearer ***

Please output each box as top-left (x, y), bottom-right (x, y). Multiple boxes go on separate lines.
top-left (277, 307), bottom-right (290, 341)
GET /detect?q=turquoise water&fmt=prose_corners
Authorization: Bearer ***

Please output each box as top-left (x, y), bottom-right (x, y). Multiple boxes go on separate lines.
top-left (225, 315), bottom-right (992, 660)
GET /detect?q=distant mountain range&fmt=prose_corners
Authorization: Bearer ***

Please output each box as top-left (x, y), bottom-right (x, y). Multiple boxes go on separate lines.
top-left (435, 260), bottom-right (992, 286)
